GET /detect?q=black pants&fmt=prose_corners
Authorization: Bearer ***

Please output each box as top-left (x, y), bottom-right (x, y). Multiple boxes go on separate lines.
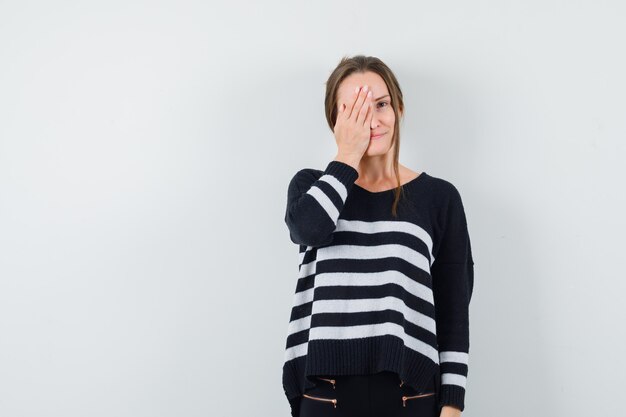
top-left (299, 371), bottom-right (439, 417)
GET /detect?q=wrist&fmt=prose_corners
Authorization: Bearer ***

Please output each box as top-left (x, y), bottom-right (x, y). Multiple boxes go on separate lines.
top-left (440, 404), bottom-right (462, 417)
top-left (334, 153), bottom-right (361, 171)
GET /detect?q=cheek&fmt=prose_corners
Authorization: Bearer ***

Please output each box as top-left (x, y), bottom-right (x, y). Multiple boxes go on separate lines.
top-left (379, 110), bottom-right (395, 124)
top-left (380, 116), bottom-right (395, 130)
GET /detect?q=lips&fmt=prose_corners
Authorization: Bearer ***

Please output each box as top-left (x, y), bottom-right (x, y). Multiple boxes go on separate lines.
top-left (370, 133), bottom-right (386, 139)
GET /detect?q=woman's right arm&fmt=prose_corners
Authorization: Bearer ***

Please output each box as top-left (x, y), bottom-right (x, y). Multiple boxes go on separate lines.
top-left (285, 84), bottom-right (373, 246)
top-left (284, 158), bottom-right (359, 247)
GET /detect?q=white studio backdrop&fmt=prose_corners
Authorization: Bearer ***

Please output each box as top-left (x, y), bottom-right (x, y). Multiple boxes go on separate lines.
top-left (1, 1), bottom-right (624, 416)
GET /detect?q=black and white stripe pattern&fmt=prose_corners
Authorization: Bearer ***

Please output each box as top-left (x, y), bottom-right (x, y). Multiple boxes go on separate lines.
top-left (440, 350), bottom-right (469, 389)
top-left (284, 161), bottom-right (358, 247)
top-left (304, 174), bottom-right (350, 222)
top-left (282, 160), bottom-right (474, 415)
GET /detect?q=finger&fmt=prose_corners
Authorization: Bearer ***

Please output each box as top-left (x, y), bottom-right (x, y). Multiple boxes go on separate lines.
top-left (336, 98), bottom-right (350, 127)
top-left (356, 90), bottom-right (372, 125)
top-left (364, 100), bottom-right (373, 127)
top-left (365, 100), bottom-right (373, 127)
top-left (348, 86), bottom-right (365, 119)
top-left (355, 88), bottom-right (370, 122)
top-left (360, 99), bottom-right (371, 127)
top-left (334, 103), bottom-right (345, 130)
top-left (367, 93), bottom-right (376, 126)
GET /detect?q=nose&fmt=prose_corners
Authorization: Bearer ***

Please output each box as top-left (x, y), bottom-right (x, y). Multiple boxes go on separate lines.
top-left (370, 114), bottom-right (379, 129)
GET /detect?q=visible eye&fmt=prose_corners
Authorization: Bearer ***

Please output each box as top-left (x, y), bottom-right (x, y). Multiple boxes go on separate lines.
top-left (377, 101), bottom-right (389, 109)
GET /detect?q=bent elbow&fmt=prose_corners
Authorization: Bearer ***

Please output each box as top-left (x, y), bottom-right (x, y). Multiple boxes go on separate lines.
top-left (285, 215), bottom-right (334, 247)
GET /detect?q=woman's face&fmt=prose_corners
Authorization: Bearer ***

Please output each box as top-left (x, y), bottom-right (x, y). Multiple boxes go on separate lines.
top-left (336, 71), bottom-right (398, 157)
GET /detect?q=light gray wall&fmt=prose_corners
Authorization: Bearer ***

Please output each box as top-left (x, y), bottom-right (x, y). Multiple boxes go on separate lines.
top-left (1, 1), bottom-right (624, 416)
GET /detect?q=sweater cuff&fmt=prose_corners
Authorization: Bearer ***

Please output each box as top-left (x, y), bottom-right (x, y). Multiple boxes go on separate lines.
top-left (288, 396), bottom-right (301, 417)
top-left (438, 383), bottom-right (466, 412)
top-left (323, 160), bottom-right (359, 188)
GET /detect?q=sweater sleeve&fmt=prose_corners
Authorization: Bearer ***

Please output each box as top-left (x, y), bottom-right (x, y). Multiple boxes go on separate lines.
top-left (284, 160), bottom-right (359, 247)
top-left (431, 183), bottom-right (475, 412)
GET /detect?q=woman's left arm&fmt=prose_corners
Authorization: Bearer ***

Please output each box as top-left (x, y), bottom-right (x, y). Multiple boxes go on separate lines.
top-left (440, 404), bottom-right (463, 417)
top-left (431, 183), bottom-right (475, 414)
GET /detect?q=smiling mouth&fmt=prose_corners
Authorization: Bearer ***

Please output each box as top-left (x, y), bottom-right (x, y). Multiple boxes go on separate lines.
top-left (370, 133), bottom-right (385, 139)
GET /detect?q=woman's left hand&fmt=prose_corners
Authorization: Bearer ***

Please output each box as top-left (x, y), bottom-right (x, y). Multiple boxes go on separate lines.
top-left (439, 405), bottom-right (462, 417)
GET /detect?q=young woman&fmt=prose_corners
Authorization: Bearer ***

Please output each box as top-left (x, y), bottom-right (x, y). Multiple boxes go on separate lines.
top-left (281, 55), bottom-right (474, 417)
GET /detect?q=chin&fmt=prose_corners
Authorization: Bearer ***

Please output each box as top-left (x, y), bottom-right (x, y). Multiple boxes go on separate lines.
top-left (365, 142), bottom-right (393, 156)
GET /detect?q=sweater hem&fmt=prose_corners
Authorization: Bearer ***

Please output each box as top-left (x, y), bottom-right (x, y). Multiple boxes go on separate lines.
top-left (282, 335), bottom-right (440, 415)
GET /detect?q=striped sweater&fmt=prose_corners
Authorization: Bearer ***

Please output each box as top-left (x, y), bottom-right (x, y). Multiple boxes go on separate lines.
top-left (281, 160), bottom-right (474, 416)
